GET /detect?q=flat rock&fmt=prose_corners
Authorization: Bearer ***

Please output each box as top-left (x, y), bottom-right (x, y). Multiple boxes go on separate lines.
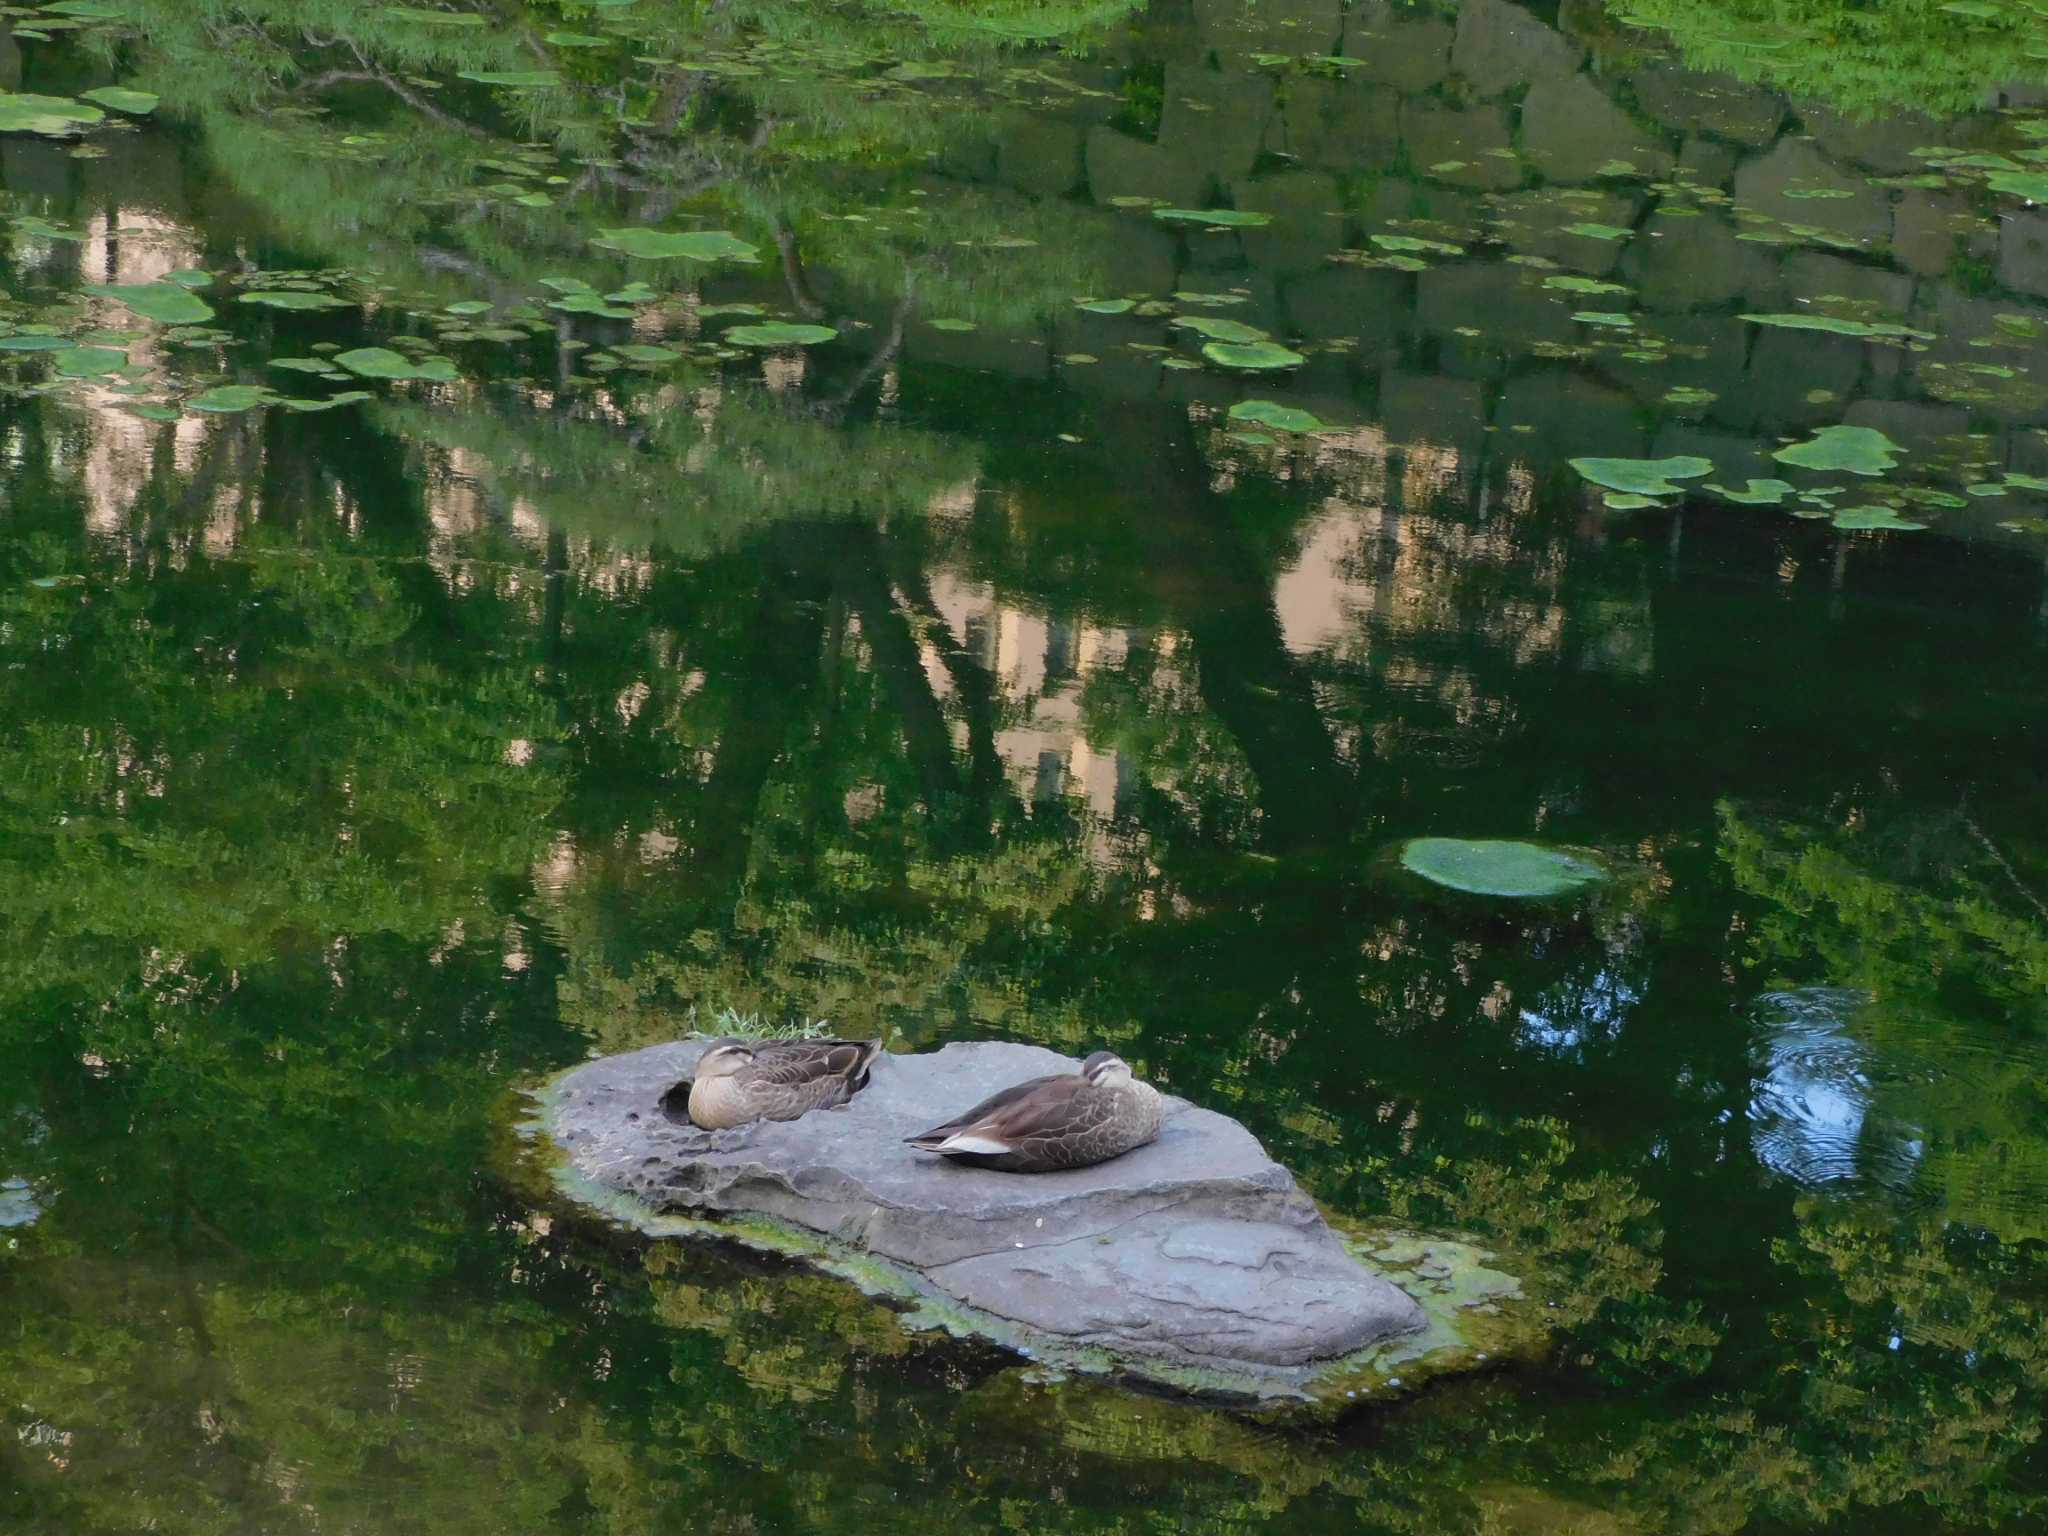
top-left (545, 1040), bottom-right (1426, 1389)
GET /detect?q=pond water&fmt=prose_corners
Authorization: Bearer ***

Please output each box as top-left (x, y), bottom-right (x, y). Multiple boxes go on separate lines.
top-left (4, 0), bottom-right (2048, 1530)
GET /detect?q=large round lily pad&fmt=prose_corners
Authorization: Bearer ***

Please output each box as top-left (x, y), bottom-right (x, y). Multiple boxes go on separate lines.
top-left (1569, 456), bottom-right (1713, 497)
top-left (1772, 425), bottom-right (1903, 475)
top-left (85, 282), bottom-right (214, 324)
top-left (0, 93), bottom-right (104, 136)
top-left (1229, 399), bottom-right (1324, 433)
top-left (723, 322), bottom-right (837, 347)
top-left (1400, 838), bottom-right (1606, 898)
top-left (1203, 340), bottom-right (1304, 370)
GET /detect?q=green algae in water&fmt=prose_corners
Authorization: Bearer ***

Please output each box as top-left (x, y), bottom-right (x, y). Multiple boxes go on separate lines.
top-left (1773, 425), bottom-right (1905, 475)
top-left (1399, 838), bottom-right (1607, 898)
top-left (1570, 456), bottom-right (1713, 496)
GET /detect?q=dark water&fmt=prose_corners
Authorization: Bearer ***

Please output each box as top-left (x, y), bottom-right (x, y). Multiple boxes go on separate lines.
top-left (4, 1), bottom-right (2048, 1530)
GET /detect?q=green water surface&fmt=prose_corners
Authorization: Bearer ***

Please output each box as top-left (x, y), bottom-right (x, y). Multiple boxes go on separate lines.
top-left (3, 1), bottom-right (2048, 1531)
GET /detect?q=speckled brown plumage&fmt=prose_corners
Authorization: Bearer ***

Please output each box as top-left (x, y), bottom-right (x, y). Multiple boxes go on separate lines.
top-left (905, 1050), bottom-right (1162, 1172)
top-left (685, 1037), bottom-right (884, 1129)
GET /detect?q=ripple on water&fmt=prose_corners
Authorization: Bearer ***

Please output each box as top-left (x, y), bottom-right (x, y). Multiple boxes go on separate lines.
top-left (1748, 987), bottom-right (1923, 1194)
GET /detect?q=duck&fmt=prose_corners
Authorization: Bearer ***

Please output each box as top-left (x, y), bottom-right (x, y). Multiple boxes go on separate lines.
top-left (904, 1050), bottom-right (1163, 1172)
top-left (683, 1036), bottom-right (885, 1130)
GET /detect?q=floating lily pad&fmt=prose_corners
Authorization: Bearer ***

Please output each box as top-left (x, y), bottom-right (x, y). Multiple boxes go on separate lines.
top-left (1707, 478), bottom-right (1797, 505)
top-left (613, 343), bottom-right (681, 363)
top-left (445, 300), bottom-right (493, 316)
top-left (1569, 456), bottom-right (1713, 496)
top-left (84, 282), bottom-right (214, 324)
top-left (595, 228), bottom-right (759, 261)
top-left (927, 318), bottom-right (977, 332)
top-left (269, 357), bottom-right (344, 375)
top-left (1772, 425), bottom-right (1903, 475)
top-left (1152, 207), bottom-right (1272, 228)
top-left (239, 290), bottom-right (351, 311)
top-left (334, 346), bottom-right (459, 381)
top-left (723, 322), bottom-right (837, 347)
top-left (1563, 222), bottom-right (1633, 240)
top-left (1829, 506), bottom-right (1926, 531)
top-left (545, 30), bottom-right (609, 46)
top-left (383, 5), bottom-right (486, 22)
top-left (2004, 473), bottom-right (2048, 492)
top-left (272, 391), bottom-right (374, 412)
top-left (550, 293), bottom-right (635, 318)
top-left (1987, 171), bottom-right (2048, 201)
top-left (1544, 275), bottom-right (1629, 295)
top-left (53, 345), bottom-right (126, 377)
top-left (0, 335), bottom-right (74, 352)
top-left (1172, 316), bottom-right (1270, 344)
top-left (163, 269), bottom-right (213, 289)
top-left (1372, 234), bottom-right (1463, 255)
top-left (1202, 341), bottom-right (1304, 370)
top-left (605, 283), bottom-right (659, 304)
top-left (458, 71), bottom-right (561, 88)
top-left (188, 384), bottom-right (268, 413)
top-left (1573, 311), bottom-right (1634, 328)
top-left (1399, 838), bottom-right (1606, 898)
top-left (0, 93), bottom-right (104, 136)
top-left (1074, 298), bottom-right (1135, 314)
top-left (79, 86), bottom-right (157, 115)
top-left (1741, 313), bottom-right (1932, 340)
top-left (1228, 399), bottom-right (1324, 433)
top-left (1603, 492), bottom-right (1662, 509)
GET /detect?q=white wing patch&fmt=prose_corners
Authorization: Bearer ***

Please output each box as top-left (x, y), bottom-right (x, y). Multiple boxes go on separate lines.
top-left (937, 1134), bottom-right (1013, 1155)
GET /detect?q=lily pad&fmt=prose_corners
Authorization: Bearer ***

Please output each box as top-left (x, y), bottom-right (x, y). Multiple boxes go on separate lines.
top-left (1707, 478), bottom-right (1797, 505)
top-left (1569, 456), bottom-right (1714, 496)
top-left (550, 293), bottom-right (635, 318)
top-left (334, 346), bottom-right (459, 381)
top-left (1229, 400), bottom-right (1324, 433)
top-left (1772, 425), bottom-right (1904, 475)
top-left (0, 93), bottom-right (104, 136)
top-left (613, 343), bottom-right (681, 363)
top-left (1400, 838), bottom-right (1606, 898)
top-left (53, 345), bottom-right (126, 377)
top-left (1603, 492), bottom-right (1663, 509)
top-left (1563, 222), bottom-right (1633, 240)
top-left (927, 318), bottom-right (977, 332)
top-left (1202, 341), bottom-right (1304, 370)
top-left (383, 5), bottom-right (486, 22)
top-left (187, 384), bottom-right (268, 413)
top-left (445, 300), bottom-right (493, 316)
top-left (595, 228), bottom-right (760, 262)
top-left (1987, 171), bottom-right (2048, 201)
top-left (273, 391), bottom-right (374, 412)
top-left (1741, 313), bottom-right (1932, 340)
top-left (1829, 506), bottom-right (1926, 531)
top-left (85, 282), bottom-right (215, 324)
top-left (1074, 298), bottom-right (1136, 314)
top-left (723, 322), bottom-right (837, 347)
top-left (458, 71), bottom-right (561, 88)
top-left (79, 86), bottom-right (157, 115)
top-left (1152, 207), bottom-right (1272, 229)
top-left (0, 335), bottom-right (74, 352)
top-left (238, 290), bottom-right (351, 311)
top-left (1172, 316), bottom-right (1270, 344)
top-left (1572, 311), bottom-right (1634, 328)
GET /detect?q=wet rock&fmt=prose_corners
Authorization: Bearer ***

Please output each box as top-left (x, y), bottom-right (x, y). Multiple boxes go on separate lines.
top-left (1284, 265), bottom-right (1414, 353)
top-left (1086, 127), bottom-right (1209, 209)
top-left (1343, 3), bottom-right (1454, 92)
top-left (1677, 137), bottom-right (1738, 189)
top-left (1891, 189), bottom-right (1988, 278)
top-left (1498, 370), bottom-right (1644, 461)
top-left (995, 113), bottom-right (1084, 199)
top-left (1781, 251), bottom-right (1914, 316)
top-left (545, 1040), bottom-right (1427, 1388)
top-left (1744, 327), bottom-right (1867, 428)
top-left (1451, 0), bottom-right (1582, 98)
top-left (1491, 188), bottom-right (1644, 275)
top-left (1519, 74), bottom-right (1672, 183)
top-left (1159, 63), bottom-right (1273, 186)
top-left (1999, 209), bottom-right (2048, 301)
top-left (1416, 260), bottom-right (1578, 349)
top-left (1402, 101), bottom-right (1523, 191)
top-left (1231, 171), bottom-right (1348, 274)
top-left (1799, 103), bottom-right (1952, 176)
top-left (1622, 210), bottom-right (1779, 311)
top-left (1631, 65), bottom-right (1784, 148)
top-left (1732, 139), bottom-right (1891, 250)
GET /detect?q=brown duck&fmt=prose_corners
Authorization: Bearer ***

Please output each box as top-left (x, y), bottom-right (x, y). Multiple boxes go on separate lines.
top-left (684, 1037), bottom-right (884, 1130)
top-left (905, 1050), bottom-right (1163, 1172)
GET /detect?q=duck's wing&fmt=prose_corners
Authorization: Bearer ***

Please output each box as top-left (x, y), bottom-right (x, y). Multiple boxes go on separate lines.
top-left (754, 1037), bottom-right (884, 1088)
top-left (906, 1073), bottom-right (1100, 1154)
